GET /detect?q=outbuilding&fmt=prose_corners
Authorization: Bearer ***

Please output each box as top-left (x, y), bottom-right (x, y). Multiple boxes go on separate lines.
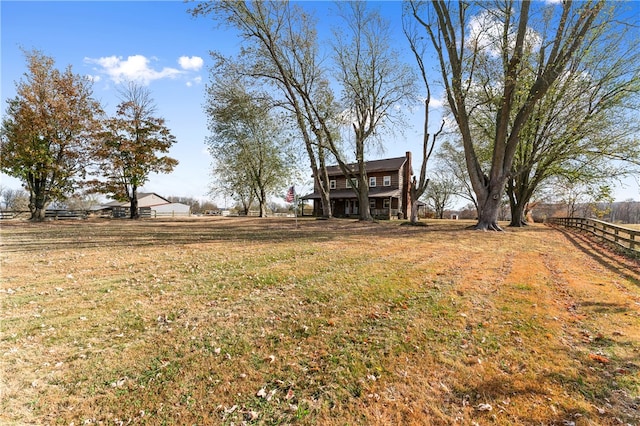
top-left (151, 203), bottom-right (191, 217)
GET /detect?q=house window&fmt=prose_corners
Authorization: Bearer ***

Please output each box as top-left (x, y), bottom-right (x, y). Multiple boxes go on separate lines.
top-left (383, 175), bottom-right (391, 186)
top-left (369, 199), bottom-right (376, 209)
top-left (369, 176), bottom-right (376, 187)
top-left (345, 178), bottom-right (358, 188)
top-left (383, 199), bottom-right (390, 209)
top-left (330, 180), bottom-right (336, 189)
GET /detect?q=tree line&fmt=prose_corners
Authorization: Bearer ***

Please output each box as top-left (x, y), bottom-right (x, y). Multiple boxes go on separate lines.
top-left (3, 2), bottom-right (639, 227)
top-left (193, 0), bottom-right (638, 229)
top-left (1, 50), bottom-right (178, 220)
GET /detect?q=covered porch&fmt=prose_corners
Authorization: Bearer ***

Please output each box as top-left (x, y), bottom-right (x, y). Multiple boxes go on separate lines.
top-left (302, 188), bottom-right (403, 219)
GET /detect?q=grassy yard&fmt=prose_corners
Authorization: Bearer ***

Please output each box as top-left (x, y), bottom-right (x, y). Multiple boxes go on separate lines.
top-left (1, 217), bottom-right (639, 425)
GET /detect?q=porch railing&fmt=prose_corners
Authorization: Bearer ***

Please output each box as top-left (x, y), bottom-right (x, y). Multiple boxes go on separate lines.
top-left (371, 208), bottom-right (401, 219)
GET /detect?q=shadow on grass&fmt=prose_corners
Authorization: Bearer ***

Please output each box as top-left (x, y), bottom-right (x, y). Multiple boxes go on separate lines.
top-left (455, 375), bottom-right (591, 424)
top-left (0, 217), bottom-right (478, 253)
top-left (541, 344), bottom-right (640, 424)
top-left (579, 300), bottom-right (633, 315)
top-left (551, 226), bottom-right (640, 288)
top-left (0, 217), bottom-right (335, 253)
top-left (455, 352), bottom-right (640, 425)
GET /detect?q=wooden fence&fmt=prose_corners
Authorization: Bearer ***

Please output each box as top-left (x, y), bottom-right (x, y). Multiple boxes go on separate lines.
top-left (0, 210), bottom-right (87, 220)
top-left (45, 210), bottom-right (88, 220)
top-left (547, 217), bottom-right (639, 253)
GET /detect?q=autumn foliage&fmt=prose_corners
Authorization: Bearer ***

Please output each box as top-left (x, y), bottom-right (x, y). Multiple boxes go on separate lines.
top-left (1, 52), bottom-right (177, 220)
top-left (89, 83), bottom-right (178, 219)
top-left (0, 50), bottom-right (103, 220)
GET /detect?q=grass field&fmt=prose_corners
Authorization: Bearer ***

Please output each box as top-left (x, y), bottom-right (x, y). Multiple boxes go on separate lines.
top-left (1, 217), bottom-right (639, 425)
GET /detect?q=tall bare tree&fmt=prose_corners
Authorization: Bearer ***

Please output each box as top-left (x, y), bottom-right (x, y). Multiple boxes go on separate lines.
top-left (451, 3), bottom-right (640, 227)
top-left (91, 83), bottom-right (178, 219)
top-left (437, 140), bottom-right (478, 211)
top-left (403, 8), bottom-right (447, 223)
top-left (191, 1), bottom-right (336, 218)
top-left (0, 187), bottom-right (29, 211)
top-left (205, 74), bottom-right (294, 217)
top-left (424, 169), bottom-right (459, 219)
top-left (409, 0), bottom-right (608, 230)
top-left (193, 1), bottom-right (416, 221)
top-left (331, 1), bottom-right (417, 221)
top-left (0, 50), bottom-right (103, 220)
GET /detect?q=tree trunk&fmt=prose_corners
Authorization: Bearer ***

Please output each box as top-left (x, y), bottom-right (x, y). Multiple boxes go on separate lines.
top-left (474, 185), bottom-right (504, 231)
top-left (410, 202), bottom-right (419, 223)
top-left (318, 189), bottom-right (331, 218)
top-left (29, 181), bottom-right (48, 221)
top-left (313, 165), bottom-right (332, 219)
top-left (357, 175), bottom-right (372, 221)
top-left (476, 201), bottom-right (502, 230)
top-left (259, 188), bottom-right (267, 217)
top-left (509, 198), bottom-right (527, 227)
top-left (409, 186), bottom-right (420, 223)
top-left (506, 176), bottom-right (527, 227)
top-left (31, 206), bottom-right (46, 221)
top-left (130, 185), bottom-right (139, 219)
top-left (507, 177), bottom-right (537, 227)
top-left (316, 147), bottom-right (332, 219)
top-left (409, 177), bottom-right (421, 224)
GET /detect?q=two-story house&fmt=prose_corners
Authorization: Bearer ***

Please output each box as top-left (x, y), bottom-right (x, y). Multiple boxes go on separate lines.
top-left (302, 152), bottom-right (413, 219)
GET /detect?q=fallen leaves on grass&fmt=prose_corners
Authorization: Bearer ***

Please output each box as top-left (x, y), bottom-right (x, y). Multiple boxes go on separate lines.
top-left (285, 388), bottom-right (295, 400)
top-left (588, 353), bottom-right (610, 364)
top-left (256, 387), bottom-right (277, 401)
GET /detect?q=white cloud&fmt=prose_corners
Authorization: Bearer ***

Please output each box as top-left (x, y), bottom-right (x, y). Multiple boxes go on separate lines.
top-left (467, 11), bottom-right (541, 57)
top-left (178, 56), bottom-right (203, 71)
top-left (428, 97), bottom-right (443, 109)
top-left (84, 54), bottom-right (183, 85)
top-left (186, 76), bottom-right (202, 87)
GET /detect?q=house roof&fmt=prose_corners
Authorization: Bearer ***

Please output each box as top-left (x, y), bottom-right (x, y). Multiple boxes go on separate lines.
top-left (152, 202), bottom-right (191, 212)
top-left (102, 192), bottom-right (171, 208)
top-left (325, 156), bottom-right (408, 176)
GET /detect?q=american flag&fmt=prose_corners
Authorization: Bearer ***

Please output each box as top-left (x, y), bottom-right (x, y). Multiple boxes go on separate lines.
top-left (285, 186), bottom-right (295, 203)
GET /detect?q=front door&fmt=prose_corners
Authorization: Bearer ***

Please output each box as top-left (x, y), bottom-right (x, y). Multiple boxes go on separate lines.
top-left (344, 200), bottom-right (359, 216)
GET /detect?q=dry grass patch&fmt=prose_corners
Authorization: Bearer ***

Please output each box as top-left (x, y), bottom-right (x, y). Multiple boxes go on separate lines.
top-left (1, 217), bottom-right (639, 425)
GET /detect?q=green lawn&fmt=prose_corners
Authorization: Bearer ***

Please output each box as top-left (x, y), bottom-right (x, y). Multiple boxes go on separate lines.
top-left (1, 217), bottom-right (639, 425)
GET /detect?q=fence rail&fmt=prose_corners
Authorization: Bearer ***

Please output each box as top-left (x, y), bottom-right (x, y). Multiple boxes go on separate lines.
top-left (0, 210), bottom-right (89, 220)
top-left (44, 209), bottom-right (88, 220)
top-left (547, 217), bottom-right (639, 253)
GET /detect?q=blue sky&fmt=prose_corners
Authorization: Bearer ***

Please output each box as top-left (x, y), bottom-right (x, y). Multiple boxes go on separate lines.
top-left (1, 1), bottom-right (230, 202)
top-left (1, 1), bottom-right (639, 206)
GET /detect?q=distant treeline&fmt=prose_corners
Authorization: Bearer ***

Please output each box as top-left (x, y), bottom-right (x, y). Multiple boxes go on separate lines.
top-left (436, 201), bottom-right (640, 225)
